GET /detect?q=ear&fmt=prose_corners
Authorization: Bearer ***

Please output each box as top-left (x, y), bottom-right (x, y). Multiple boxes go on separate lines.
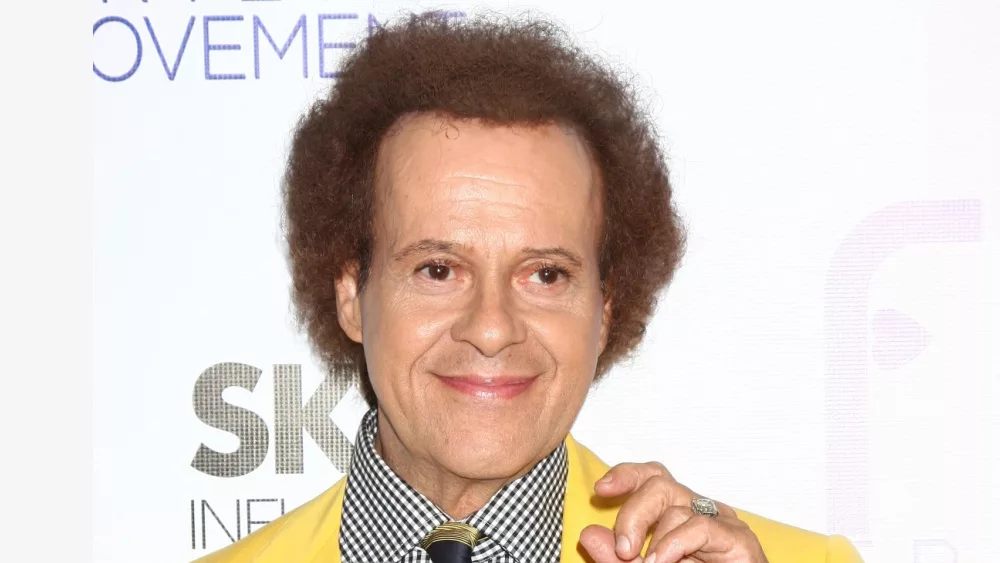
top-left (598, 284), bottom-right (612, 354)
top-left (335, 261), bottom-right (364, 344)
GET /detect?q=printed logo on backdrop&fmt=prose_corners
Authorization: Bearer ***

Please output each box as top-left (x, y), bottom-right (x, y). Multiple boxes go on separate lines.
top-left (92, 1), bottom-right (465, 82)
top-left (824, 198), bottom-right (982, 562)
top-left (191, 362), bottom-right (356, 477)
top-left (189, 361), bottom-right (361, 550)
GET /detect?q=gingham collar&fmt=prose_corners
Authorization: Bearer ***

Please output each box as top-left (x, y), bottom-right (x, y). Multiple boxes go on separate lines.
top-left (339, 408), bottom-right (567, 563)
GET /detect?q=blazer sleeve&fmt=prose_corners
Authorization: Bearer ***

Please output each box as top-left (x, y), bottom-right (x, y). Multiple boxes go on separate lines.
top-left (826, 534), bottom-right (864, 562)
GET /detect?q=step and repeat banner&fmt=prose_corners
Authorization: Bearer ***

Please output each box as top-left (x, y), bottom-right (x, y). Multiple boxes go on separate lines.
top-left (93, 1), bottom-right (998, 562)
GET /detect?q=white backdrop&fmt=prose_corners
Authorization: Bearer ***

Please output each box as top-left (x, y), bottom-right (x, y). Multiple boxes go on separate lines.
top-left (93, 1), bottom-right (999, 562)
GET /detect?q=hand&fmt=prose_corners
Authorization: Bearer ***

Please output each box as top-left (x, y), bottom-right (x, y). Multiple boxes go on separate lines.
top-left (579, 462), bottom-right (768, 563)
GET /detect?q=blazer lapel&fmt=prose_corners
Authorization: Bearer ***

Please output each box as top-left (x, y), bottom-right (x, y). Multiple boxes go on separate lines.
top-left (252, 476), bottom-right (347, 563)
top-left (561, 435), bottom-right (620, 563)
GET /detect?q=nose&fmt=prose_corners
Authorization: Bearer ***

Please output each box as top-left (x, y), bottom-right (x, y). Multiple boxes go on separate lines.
top-left (450, 279), bottom-right (527, 357)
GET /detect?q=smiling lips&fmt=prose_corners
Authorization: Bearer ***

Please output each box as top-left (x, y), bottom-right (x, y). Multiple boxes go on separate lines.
top-left (437, 375), bottom-right (537, 399)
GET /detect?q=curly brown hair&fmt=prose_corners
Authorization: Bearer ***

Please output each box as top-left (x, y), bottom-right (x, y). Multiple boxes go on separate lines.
top-left (283, 11), bottom-right (685, 406)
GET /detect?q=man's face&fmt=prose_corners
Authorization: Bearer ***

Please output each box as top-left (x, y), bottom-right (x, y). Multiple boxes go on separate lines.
top-left (339, 112), bottom-right (609, 481)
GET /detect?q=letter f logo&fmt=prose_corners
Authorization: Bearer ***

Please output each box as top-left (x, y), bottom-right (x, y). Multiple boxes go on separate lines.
top-left (824, 199), bottom-right (982, 538)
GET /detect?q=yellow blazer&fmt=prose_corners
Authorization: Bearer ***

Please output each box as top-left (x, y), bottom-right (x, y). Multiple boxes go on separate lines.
top-left (195, 435), bottom-right (863, 563)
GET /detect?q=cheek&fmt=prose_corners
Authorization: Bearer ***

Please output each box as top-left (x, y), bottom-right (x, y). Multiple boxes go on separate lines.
top-left (529, 303), bottom-right (605, 373)
top-left (361, 288), bottom-right (451, 376)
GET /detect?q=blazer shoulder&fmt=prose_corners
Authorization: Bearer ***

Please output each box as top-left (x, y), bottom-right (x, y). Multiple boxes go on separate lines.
top-left (734, 509), bottom-right (863, 563)
top-left (826, 533), bottom-right (865, 562)
top-left (191, 527), bottom-right (276, 563)
top-left (191, 477), bottom-right (348, 563)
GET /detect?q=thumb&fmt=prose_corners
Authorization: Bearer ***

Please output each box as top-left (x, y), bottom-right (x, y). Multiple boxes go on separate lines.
top-left (579, 525), bottom-right (641, 563)
top-left (594, 462), bottom-right (673, 498)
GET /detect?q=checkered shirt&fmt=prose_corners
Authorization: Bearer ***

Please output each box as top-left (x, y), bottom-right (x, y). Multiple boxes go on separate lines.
top-left (339, 408), bottom-right (567, 563)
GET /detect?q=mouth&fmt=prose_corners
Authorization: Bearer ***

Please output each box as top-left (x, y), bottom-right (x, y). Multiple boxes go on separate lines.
top-left (436, 374), bottom-right (538, 400)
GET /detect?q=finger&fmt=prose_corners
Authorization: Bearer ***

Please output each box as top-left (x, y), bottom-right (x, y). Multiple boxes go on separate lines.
top-left (705, 498), bottom-right (738, 520)
top-left (645, 516), bottom-right (739, 563)
top-left (579, 524), bottom-right (641, 563)
top-left (595, 461), bottom-right (675, 498)
top-left (612, 476), bottom-right (695, 560)
top-left (646, 505), bottom-right (695, 548)
top-left (684, 496), bottom-right (738, 520)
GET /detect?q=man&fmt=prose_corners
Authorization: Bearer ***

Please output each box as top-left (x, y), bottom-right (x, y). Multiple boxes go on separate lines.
top-left (197, 12), bottom-right (863, 563)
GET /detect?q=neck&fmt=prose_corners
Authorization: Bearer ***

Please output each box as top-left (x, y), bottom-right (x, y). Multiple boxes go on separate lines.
top-left (373, 409), bottom-right (532, 520)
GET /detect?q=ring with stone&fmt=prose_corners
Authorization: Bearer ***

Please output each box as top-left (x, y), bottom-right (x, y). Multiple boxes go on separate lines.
top-left (691, 497), bottom-right (720, 518)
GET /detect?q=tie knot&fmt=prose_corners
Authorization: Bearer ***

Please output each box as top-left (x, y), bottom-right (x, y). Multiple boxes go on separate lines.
top-left (420, 522), bottom-right (481, 549)
top-left (420, 522), bottom-right (481, 563)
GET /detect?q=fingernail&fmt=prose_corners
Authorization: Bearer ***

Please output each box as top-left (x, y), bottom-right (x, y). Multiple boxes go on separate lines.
top-left (644, 553), bottom-right (657, 563)
top-left (616, 535), bottom-right (631, 556)
top-left (598, 474), bottom-right (613, 485)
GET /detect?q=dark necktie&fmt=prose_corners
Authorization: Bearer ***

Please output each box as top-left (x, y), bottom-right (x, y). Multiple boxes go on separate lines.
top-left (419, 522), bottom-right (481, 563)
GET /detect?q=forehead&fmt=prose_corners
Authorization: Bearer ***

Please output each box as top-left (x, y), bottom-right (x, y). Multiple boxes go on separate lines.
top-left (373, 113), bottom-right (602, 252)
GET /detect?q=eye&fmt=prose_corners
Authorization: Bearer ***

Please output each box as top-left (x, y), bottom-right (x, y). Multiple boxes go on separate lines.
top-left (528, 266), bottom-right (569, 285)
top-left (418, 262), bottom-right (455, 281)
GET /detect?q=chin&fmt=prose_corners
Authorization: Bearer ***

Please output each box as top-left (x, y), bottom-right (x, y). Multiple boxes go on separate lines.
top-left (435, 427), bottom-right (548, 481)
top-left (441, 450), bottom-right (529, 482)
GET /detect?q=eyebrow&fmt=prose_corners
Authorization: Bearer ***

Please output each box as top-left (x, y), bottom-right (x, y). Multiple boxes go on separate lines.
top-left (520, 246), bottom-right (584, 269)
top-left (391, 239), bottom-right (462, 262)
top-left (391, 238), bottom-right (584, 269)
